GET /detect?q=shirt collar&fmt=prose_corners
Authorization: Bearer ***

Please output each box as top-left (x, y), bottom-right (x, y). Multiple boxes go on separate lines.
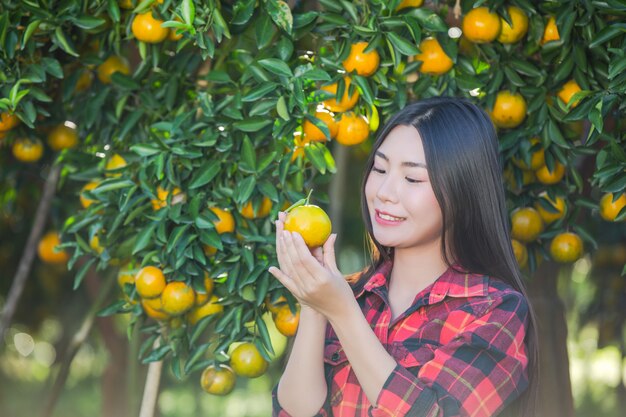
top-left (356, 260), bottom-right (489, 304)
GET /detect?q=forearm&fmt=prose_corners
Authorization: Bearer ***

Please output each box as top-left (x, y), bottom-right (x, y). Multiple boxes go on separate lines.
top-left (277, 306), bottom-right (329, 416)
top-left (328, 298), bottom-right (397, 406)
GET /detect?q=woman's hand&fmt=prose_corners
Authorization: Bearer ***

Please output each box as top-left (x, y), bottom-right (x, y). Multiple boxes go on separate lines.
top-left (268, 212), bottom-right (355, 320)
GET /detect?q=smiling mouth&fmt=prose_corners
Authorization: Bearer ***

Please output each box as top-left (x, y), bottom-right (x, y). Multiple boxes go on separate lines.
top-left (375, 210), bottom-right (406, 222)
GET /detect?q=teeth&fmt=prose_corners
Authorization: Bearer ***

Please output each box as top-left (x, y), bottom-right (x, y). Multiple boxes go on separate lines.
top-left (379, 213), bottom-right (403, 221)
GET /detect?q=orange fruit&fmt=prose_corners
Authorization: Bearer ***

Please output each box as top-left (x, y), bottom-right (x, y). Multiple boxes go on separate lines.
top-left (201, 365), bottom-right (236, 396)
top-left (168, 18), bottom-right (184, 41)
top-left (462, 7), bottom-right (502, 43)
top-left (38, 231), bottom-right (70, 264)
top-left (142, 295), bottom-right (164, 311)
top-left (557, 80), bottom-right (582, 109)
top-left (534, 192), bottom-right (567, 224)
top-left (117, 264), bottom-right (136, 289)
top-left (135, 266), bottom-right (166, 299)
top-left (105, 154), bottom-right (127, 177)
top-left (273, 304), bottom-right (300, 337)
top-left (187, 295), bottom-right (224, 325)
top-left (119, 0), bottom-right (133, 9)
top-left (550, 232), bottom-right (583, 263)
top-left (284, 205), bottom-right (332, 248)
top-left (240, 196), bottom-right (273, 219)
top-left (141, 300), bottom-right (169, 321)
top-left (265, 295), bottom-right (288, 314)
top-left (599, 193), bottom-right (626, 221)
top-left (210, 207), bottom-right (235, 234)
top-left (342, 41), bottom-right (380, 77)
top-left (131, 12), bottom-right (169, 44)
top-left (541, 17), bottom-right (560, 44)
top-left (512, 137), bottom-right (545, 171)
top-left (511, 207), bottom-right (544, 243)
top-left (335, 113), bottom-right (369, 146)
top-left (161, 281), bottom-right (196, 316)
top-left (504, 165), bottom-right (536, 190)
top-left (47, 124), bottom-right (78, 151)
top-left (151, 186), bottom-right (182, 210)
top-left (490, 91), bottom-right (527, 129)
top-left (535, 162), bottom-right (565, 185)
top-left (322, 77), bottom-right (359, 112)
top-left (203, 244), bottom-right (218, 256)
top-left (12, 138), bottom-right (44, 163)
top-left (75, 70), bottom-right (94, 92)
top-left (395, 0), bottom-right (423, 11)
top-left (97, 56), bottom-right (130, 84)
top-left (0, 112), bottom-right (20, 131)
top-left (90, 234), bottom-right (104, 254)
top-left (195, 273), bottom-right (215, 306)
top-left (230, 342), bottom-right (269, 378)
top-left (497, 6), bottom-right (529, 44)
top-left (80, 181), bottom-right (100, 209)
top-left (414, 37), bottom-right (453, 75)
top-left (303, 110), bottom-right (338, 142)
top-left (511, 239), bottom-right (528, 269)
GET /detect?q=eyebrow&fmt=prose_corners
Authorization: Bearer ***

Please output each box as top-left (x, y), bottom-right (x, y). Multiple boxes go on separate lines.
top-left (375, 151), bottom-right (427, 168)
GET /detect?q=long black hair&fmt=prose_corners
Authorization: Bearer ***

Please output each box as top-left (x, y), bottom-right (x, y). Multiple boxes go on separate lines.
top-left (351, 97), bottom-right (538, 417)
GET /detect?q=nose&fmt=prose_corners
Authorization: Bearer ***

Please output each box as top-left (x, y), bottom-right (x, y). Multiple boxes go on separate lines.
top-left (376, 174), bottom-right (399, 203)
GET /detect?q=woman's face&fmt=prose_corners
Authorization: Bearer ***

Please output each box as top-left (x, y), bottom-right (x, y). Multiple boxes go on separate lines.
top-left (364, 125), bottom-right (444, 251)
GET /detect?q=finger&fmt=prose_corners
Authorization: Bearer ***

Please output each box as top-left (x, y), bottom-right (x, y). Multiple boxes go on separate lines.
top-left (310, 247), bottom-right (324, 264)
top-left (323, 234), bottom-right (340, 274)
top-left (268, 266), bottom-right (301, 298)
top-left (287, 231), bottom-right (326, 283)
top-left (277, 230), bottom-right (298, 278)
top-left (278, 211), bottom-right (286, 223)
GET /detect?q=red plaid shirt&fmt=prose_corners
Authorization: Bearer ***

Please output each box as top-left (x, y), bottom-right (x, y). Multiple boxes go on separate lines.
top-left (273, 261), bottom-right (530, 417)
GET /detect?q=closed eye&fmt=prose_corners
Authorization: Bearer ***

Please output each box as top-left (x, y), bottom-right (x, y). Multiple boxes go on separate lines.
top-left (372, 167), bottom-right (422, 184)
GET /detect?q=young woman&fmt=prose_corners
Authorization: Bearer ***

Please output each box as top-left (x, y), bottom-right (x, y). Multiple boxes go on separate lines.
top-left (268, 97), bottom-right (538, 417)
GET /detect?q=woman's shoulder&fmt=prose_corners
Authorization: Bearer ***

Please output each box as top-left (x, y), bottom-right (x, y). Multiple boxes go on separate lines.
top-left (482, 275), bottom-right (530, 316)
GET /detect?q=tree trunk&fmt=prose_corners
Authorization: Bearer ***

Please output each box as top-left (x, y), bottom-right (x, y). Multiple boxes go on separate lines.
top-left (527, 261), bottom-right (575, 417)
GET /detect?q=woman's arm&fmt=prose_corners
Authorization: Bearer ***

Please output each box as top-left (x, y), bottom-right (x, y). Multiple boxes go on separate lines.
top-left (275, 306), bottom-right (329, 417)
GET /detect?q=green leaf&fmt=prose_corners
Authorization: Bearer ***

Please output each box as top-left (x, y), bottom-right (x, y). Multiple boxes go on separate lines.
top-left (233, 117), bottom-right (273, 132)
top-left (589, 24), bottom-right (626, 48)
top-left (52, 27), bottom-right (79, 57)
top-left (386, 32), bottom-right (420, 56)
top-left (97, 300), bottom-right (130, 317)
top-left (242, 83), bottom-right (277, 102)
top-left (304, 144), bottom-right (327, 174)
top-left (265, 0), bottom-right (293, 34)
top-left (71, 16), bottom-right (107, 30)
top-left (189, 160), bottom-right (221, 189)
top-left (22, 19), bottom-right (41, 49)
top-left (235, 176), bottom-right (257, 204)
top-left (133, 223), bottom-right (157, 254)
top-left (255, 14), bottom-right (275, 49)
top-left (409, 8), bottom-right (448, 32)
top-left (182, 0), bottom-right (195, 26)
top-left (142, 345), bottom-right (172, 364)
top-left (258, 58), bottom-right (293, 78)
top-left (73, 258), bottom-right (97, 290)
top-left (107, 0), bottom-right (121, 23)
top-left (276, 96), bottom-right (289, 120)
top-left (241, 136), bottom-right (257, 172)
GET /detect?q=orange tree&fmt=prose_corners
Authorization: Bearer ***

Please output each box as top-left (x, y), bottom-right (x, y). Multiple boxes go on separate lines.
top-left (0, 0), bottom-right (625, 414)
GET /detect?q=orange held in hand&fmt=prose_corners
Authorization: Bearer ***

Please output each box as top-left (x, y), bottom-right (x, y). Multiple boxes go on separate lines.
top-left (284, 204), bottom-right (332, 248)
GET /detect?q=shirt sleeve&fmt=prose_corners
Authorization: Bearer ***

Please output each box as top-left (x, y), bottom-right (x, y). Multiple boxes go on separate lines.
top-left (272, 383), bottom-right (331, 417)
top-left (370, 291), bottom-right (530, 417)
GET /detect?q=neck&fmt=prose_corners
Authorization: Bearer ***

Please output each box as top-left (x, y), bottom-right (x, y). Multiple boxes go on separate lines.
top-left (389, 240), bottom-right (449, 292)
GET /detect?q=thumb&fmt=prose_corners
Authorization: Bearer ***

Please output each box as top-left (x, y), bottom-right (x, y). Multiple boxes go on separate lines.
top-left (323, 234), bottom-right (339, 272)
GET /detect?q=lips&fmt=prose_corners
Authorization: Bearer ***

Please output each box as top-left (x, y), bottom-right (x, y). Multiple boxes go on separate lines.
top-left (374, 209), bottom-right (406, 224)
